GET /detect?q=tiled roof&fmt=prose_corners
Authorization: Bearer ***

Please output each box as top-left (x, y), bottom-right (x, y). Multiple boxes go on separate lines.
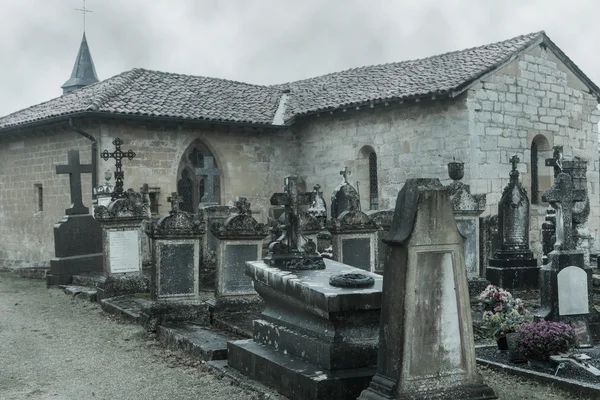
top-left (3, 30), bottom-right (584, 131)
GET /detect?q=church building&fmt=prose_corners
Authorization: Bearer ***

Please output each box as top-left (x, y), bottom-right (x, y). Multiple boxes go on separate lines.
top-left (0, 31), bottom-right (599, 268)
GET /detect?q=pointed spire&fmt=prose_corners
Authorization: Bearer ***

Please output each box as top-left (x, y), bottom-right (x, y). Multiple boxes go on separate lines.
top-left (61, 32), bottom-right (99, 94)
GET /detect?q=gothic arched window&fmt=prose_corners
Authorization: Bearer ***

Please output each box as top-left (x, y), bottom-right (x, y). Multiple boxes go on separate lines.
top-left (177, 140), bottom-right (220, 211)
top-left (531, 141), bottom-right (539, 204)
top-left (369, 151), bottom-right (379, 210)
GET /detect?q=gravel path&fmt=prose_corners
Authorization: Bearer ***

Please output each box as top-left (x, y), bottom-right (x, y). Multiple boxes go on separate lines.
top-left (0, 271), bottom-right (268, 400)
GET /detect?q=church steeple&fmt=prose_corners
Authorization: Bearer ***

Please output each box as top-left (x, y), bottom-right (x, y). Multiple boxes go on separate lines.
top-left (61, 32), bottom-right (99, 94)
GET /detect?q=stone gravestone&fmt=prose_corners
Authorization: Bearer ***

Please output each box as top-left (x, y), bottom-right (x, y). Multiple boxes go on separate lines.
top-left (358, 179), bottom-right (497, 400)
top-left (365, 209), bottom-right (394, 274)
top-left (486, 155), bottom-right (538, 290)
top-left (330, 167), bottom-right (361, 218)
top-left (146, 193), bottom-right (204, 301)
top-left (228, 179), bottom-right (383, 399)
top-left (47, 150), bottom-right (103, 286)
top-left (328, 176), bottom-right (378, 272)
top-left (538, 172), bottom-right (600, 340)
top-left (211, 197), bottom-right (269, 304)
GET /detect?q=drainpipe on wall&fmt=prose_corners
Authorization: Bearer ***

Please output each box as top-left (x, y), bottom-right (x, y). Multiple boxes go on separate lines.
top-left (68, 118), bottom-right (97, 199)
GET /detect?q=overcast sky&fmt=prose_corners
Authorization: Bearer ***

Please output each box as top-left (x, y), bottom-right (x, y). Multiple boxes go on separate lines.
top-left (0, 0), bottom-right (597, 116)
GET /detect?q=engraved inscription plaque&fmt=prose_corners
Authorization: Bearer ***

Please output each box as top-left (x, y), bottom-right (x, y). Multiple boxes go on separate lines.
top-left (223, 244), bottom-right (258, 295)
top-left (558, 266), bottom-right (589, 316)
top-left (341, 237), bottom-right (371, 271)
top-left (108, 230), bottom-right (140, 274)
top-left (159, 242), bottom-right (195, 296)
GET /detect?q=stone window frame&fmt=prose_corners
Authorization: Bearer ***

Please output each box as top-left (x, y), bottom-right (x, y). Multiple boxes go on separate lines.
top-left (358, 145), bottom-right (379, 210)
top-left (530, 134), bottom-right (552, 205)
top-left (34, 183), bottom-right (43, 213)
top-left (177, 139), bottom-right (221, 212)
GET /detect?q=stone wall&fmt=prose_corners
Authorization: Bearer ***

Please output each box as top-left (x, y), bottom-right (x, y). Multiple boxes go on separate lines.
top-left (466, 46), bottom-right (600, 258)
top-left (0, 128), bottom-right (92, 266)
top-left (294, 97), bottom-right (470, 211)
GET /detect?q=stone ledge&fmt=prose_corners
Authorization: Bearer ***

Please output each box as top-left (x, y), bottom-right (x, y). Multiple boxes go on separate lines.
top-left (157, 323), bottom-right (231, 361)
top-left (59, 285), bottom-right (97, 302)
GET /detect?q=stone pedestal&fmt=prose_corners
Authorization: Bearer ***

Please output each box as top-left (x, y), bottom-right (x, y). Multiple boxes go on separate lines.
top-left (95, 190), bottom-right (149, 278)
top-left (486, 156), bottom-right (538, 290)
top-left (358, 179), bottom-right (496, 400)
top-left (47, 215), bottom-right (103, 286)
top-left (328, 210), bottom-right (378, 272)
top-left (198, 204), bottom-right (236, 290)
top-left (228, 258), bottom-right (382, 400)
top-left (211, 197), bottom-right (269, 305)
top-left (366, 209), bottom-right (393, 274)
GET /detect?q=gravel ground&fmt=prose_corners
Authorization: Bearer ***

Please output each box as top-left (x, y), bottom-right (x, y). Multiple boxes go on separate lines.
top-left (0, 270), bottom-right (270, 400)
top-left (0, 270), bottom-right (592, 400)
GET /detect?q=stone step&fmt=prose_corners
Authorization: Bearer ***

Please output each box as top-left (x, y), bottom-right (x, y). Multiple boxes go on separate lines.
top-left (72, 274), bottom-right (106, 288)
top-left (100, 295), bottom-right (153, 323)
top-left (8, 265), bottom-right (49, 280)
top-left (59, 285), bottom-right (97, 302)
top-left (212, 312), bottom-right (257, 339)
top-left (157, 323), bottom-right (233, 361)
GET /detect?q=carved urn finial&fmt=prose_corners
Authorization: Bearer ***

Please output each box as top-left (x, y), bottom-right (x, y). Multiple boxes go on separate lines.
top-left (447, 158), bottom-right (464, 181)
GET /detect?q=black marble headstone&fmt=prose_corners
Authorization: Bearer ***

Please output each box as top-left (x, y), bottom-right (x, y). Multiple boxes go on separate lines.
top-left (342, 238), bottom-right (371, 271)
top-left (223, 244), bottom-right (258, 294)
top-left (159, 243), bottom-right (195, 296)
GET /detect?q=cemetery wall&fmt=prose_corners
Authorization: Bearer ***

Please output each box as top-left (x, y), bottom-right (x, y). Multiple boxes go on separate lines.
top-left (0, 129), bottom-right (92, 267)
top-left (294, 97), bottom-right (470, 211)
top-left (466, 46), bottom-right (600, 258)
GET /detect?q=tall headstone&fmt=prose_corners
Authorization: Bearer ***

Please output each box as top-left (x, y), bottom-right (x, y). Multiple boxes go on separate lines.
top-left (445, 161), bottom-right (487, 278)
top-left (330, 167), bottom-right (361, 218)
top-left (47, 150), bottom-right (103, 285)
top-left (146, 193), bottom-right (204, 301)
top-left (538, 172), bottom-right (600, 340)
top-left (211, 197), bottom-right (269, 303)
top-left (486, 155), bottom-right (538, 290)
top-left (358, 179), bottom-right (496, 400)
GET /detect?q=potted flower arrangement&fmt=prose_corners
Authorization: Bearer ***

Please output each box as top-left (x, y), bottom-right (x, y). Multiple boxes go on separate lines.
top-left (478, 285), bottom-right (525, 350)
top-left (516, 319), bottom-right (576, 368)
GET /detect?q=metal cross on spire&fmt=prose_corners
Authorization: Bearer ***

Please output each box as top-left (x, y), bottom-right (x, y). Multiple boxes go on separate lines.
top-left (75, 0), bottom-right (93, 32)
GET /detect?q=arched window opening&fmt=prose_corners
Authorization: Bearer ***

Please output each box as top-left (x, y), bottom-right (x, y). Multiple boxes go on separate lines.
top-left (369, 152), bottom-right (379, 210)
top-left (531, 141), bottom-right (539, 204)
top-left (177, 140), bottom-right (220, 212)
top-left (177, 169), bottom-right (194, 213)
top-left (530, 134), bottom-right (552, 205)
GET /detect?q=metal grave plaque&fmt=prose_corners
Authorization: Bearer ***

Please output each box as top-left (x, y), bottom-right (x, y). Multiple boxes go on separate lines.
top-left (108, 230), bottom-right (140, 274)
top-left (158, 242), bottom-right (195, 297)
top-left (223, 244), bottom-right (258, 295)
top-left (341, 237), bottom-right (371, 271)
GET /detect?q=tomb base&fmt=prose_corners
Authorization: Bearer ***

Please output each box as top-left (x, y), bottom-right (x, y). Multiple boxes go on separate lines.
top-left (96, 274), bottom-right (149, 301)
top-left (467, 276), bottom-right (491, 297)
top-left (228, 339), bottom-right (376, 400)
top-left (358, 374), bottom-right (497, 400)
top-left (47, 253), bottom-right (103, 286)
top-left (139, 300), bottom-right (210, 332)
top-left (486, 257), bottom-right (539, 290)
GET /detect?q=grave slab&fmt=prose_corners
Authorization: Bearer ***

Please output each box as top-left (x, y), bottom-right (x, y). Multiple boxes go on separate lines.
top-left (157, 323), bottom-right (231, 361)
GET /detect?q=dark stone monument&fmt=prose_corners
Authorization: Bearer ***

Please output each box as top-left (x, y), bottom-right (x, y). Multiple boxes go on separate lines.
top-left (330, 167), bottom-right (361, 218)
top-left (47, 150), bottom-right (103, 286)
top-left (328, 177), bottom-right (378, 272)
top-left (146, 192), bottom-right (204, 300)
top-left (211, 197), bottom-right (269, 303)
top-left (486, 155), bottom-right (538, 290)
top-left (358, 179), bottom-right (497, 400)
top-left (538, 172), bottom-right (600, 341)
top-left (264, 175), bottom-right (325, 270)
top-left (194, 155), bottom-right (221, 205)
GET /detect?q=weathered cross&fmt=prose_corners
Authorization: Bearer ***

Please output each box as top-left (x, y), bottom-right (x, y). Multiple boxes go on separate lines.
top-left (545, 146), bottom-right (564, 178)
top-left (75, 0), bottom-right (93, 32)
top-left (542, 172), bottom-right (586, 251)
top-left (194, 156), bottom-right (222, 204)
top-left (270, 176), bottom-right (313, 253)
top-left (167, 192), bottom-right (183, 213)
top-left (100, 137), bottom-right (136, 200)
top-left (56, 150), bottom-right (93, 215)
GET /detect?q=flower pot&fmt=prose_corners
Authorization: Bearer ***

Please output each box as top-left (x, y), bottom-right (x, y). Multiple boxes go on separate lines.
top-left (506, 332), bottom-right (526, 363)
top-left (496, 336), bottom-right (508, 351)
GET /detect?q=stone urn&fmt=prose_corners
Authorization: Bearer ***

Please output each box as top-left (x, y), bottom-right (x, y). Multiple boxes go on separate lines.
top-left (448, 161), bottom-right (464, 181)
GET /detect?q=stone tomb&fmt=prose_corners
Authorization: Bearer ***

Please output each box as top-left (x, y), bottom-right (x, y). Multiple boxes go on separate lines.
top-left (328, 210), bottom-right (378, 272)
top-left (228, 258), bottom-right (382, 400)
top-left (47, 149), bottom-right (103, 286)
top-left (359, 178), bottom-right (496, 400)
top-left (146, 193), bottom-right (204, 300)
top-left (211, 197), bottom-right (269, 302)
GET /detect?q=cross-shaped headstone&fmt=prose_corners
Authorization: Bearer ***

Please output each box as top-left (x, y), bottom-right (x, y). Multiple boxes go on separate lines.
top-left (194, 156), bottom-right (222, 204)
top-left (100, 137), bottom-right (136, 200)
top-left (542, 172), bottom-right (586, 251)
top-left (270, 176), bottom-right (313, 253)
top-left (509, 154), bottom-right (519, 173)
top-left (545, 146), bottom-right (564, 178)
top-left (340, 167), bottom-right (350, 183)
top-left (56, 150), bottom-right (92, 215)
top-left (167, 192), bottom-right (182, 213)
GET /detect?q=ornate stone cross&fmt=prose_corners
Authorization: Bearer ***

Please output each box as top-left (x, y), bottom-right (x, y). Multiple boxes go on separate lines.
top-left (270, 176), bottom-right (313, 253)
top-left (542, 173), bottom-right (586, 251)
top-left (56, 150), bottom-right (93, 215)
top-left (167, 192), bottom-right (182, 213)
top-left (194, 156), bottom-right (222, 204)
top-left (100, 137), bottom-right (136, 200)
